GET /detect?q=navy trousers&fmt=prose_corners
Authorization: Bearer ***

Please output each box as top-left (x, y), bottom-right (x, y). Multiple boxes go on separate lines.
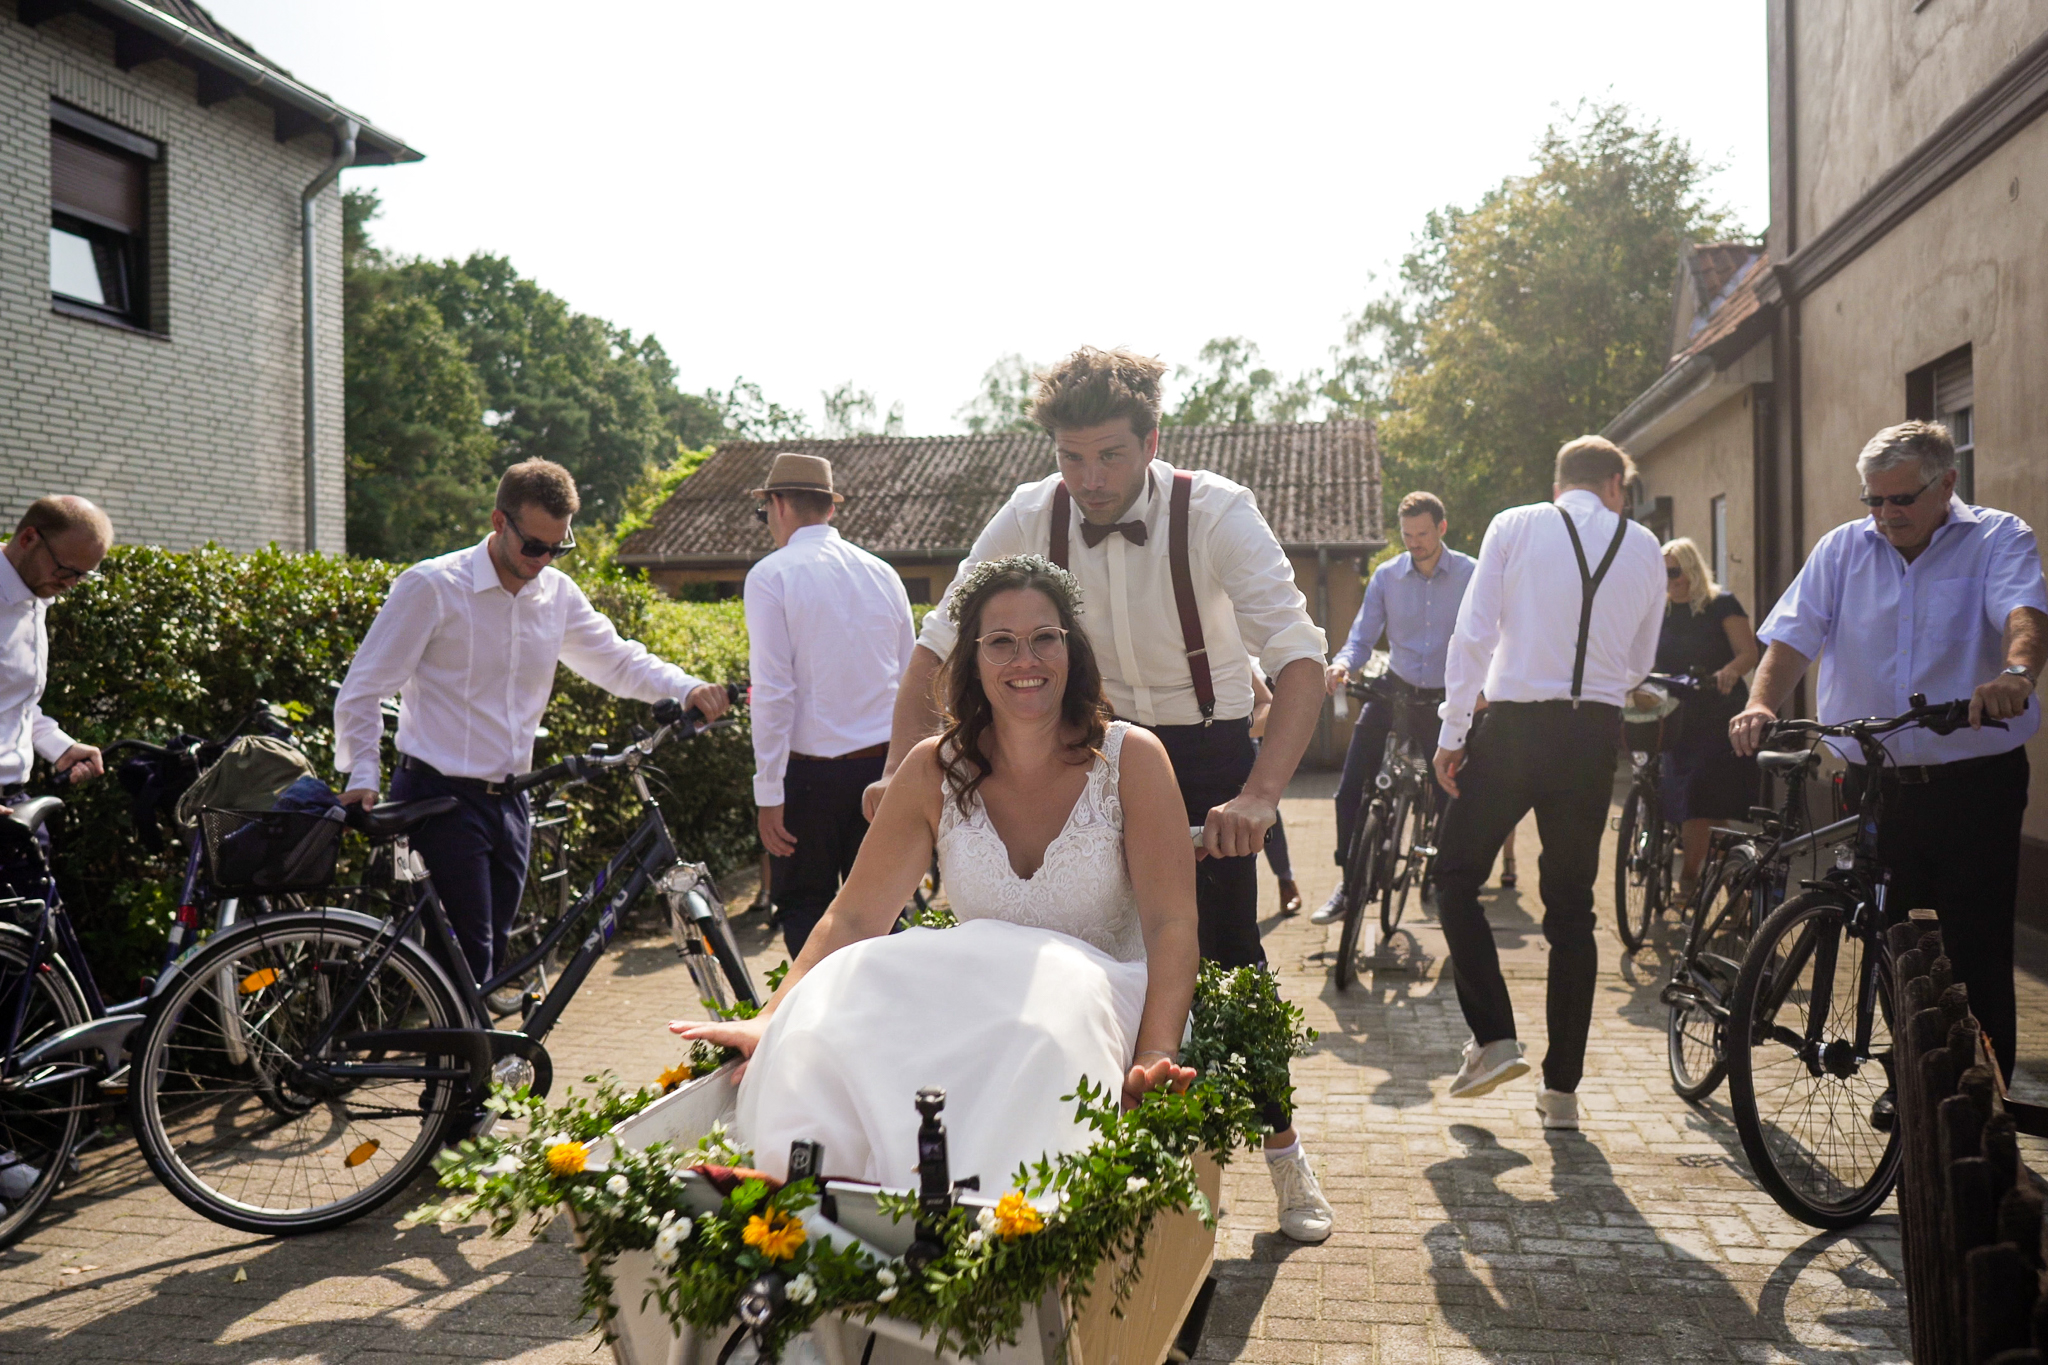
top-left (390, 765), bottom-right (531, 986)
top-left (770, 753), bottom-right (885, 957)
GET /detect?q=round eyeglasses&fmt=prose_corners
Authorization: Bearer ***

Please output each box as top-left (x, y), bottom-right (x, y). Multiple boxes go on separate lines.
top-left (976, 627), bottom-right (1069, 666)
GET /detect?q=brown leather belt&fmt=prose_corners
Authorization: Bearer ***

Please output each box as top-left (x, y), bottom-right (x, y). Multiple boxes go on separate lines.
top-left (789, 743), bottom-right (888, 762)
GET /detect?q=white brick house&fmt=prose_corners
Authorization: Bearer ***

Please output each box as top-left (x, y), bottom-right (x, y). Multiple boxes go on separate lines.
top-left (0, 0), bottom-right (419, 552)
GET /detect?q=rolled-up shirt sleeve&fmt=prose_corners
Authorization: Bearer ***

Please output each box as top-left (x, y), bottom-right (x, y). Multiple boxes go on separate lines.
top-left (334, 570), bottom-right (436, 793)
top-left (1209, 488), bottom-right (1326, 679)
top-left (1437, 516), bottom-right (1509, 751)
top-left (1982, 515), bottom-right (2048, 628)
top-left (918, 497), bottom-right (1031, 664)
top-left (1335, 566), bottom-right (1389, 673)
top-left (1756, 529), bottom-right (1844, 660)
top-left (557, 580), bottom-right (708, 704)
top-left (745, 566), bottom-right (795, 807)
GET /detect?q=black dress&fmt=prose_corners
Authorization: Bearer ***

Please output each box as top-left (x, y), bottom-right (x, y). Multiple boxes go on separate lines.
top-left (1655, 593), bottom-right (1759, 823)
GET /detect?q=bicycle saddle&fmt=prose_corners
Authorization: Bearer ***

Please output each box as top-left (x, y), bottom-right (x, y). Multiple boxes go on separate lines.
top-left (347, 795), bottom-right (461, 838)
top-left (3, 796), bottom-right (64, 834)
top-left (1755, 749), bottom-right (1820, 775)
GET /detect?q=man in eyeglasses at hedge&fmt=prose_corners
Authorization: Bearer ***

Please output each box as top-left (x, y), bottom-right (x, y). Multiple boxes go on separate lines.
top-left (1730, 420), bottom-right (2047, 1082)
top-left (335, 459), bottom-right (730, 986)
top-left (1, 495), bottom-right (113, 812)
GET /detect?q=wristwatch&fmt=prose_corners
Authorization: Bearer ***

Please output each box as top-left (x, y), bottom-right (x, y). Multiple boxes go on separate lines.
top-left (2001, 665), bottom-right (2038, 689)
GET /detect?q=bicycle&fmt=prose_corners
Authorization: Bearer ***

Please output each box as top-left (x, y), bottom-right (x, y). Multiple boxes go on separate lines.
top-left (1332, 673), bottom-right (1443, 991)
top-left (1661, 733), bottom-right (1830, 1101)
top-left (123, 691), bottom-right (758, 1236)
top-left (1612, 670), bottom-right (1708, 953)
top-left (1723, 693), bottom-right (2003, 1229)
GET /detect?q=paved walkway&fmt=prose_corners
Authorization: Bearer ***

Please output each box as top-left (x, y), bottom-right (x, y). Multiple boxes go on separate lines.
top-left (4, 777), bottom-right (2044, 1363)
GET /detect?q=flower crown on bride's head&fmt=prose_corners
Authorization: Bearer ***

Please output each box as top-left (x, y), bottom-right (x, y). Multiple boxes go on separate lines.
top-left (944, 554), bottom-right (1084, 624)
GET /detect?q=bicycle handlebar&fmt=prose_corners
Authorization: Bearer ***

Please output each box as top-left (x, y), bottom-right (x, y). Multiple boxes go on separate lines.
top-left (1763, 693), bottom-right (2010, 752)
top-left (508, 684), bottom-right (746, 794)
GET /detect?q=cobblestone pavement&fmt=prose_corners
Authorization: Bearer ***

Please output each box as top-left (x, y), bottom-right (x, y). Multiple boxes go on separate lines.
top-left (4, 778), bottom-right (2045, 1363)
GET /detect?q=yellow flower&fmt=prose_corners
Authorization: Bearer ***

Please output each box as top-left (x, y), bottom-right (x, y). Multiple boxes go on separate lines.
top-left (742, 1209), bottom-right (806, 1262)
top-left (991, 1191), bottom-right (1044, 1240)
top-left (545, 1142), bottom-right (588, 1178)
top-left (656, 1063), bottom-right (692, 1091)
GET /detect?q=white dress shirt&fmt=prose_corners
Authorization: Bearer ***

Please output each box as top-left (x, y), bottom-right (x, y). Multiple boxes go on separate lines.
top-left (334, 539), bottom-right (709, 791)
top-left (1438, 490), bottom-right (1666, 750)
top-left (0, 553), bottom-right (76, 789)
top-left (1758, 496), bottom-right (2047, 765)
top-left (746, 525), bottom-right (915, 806)
top-left (918, 460), bottom-right (1327, 726)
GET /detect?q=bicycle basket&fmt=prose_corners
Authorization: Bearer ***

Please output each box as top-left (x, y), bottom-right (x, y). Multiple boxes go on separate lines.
top-left (200, 806), bottom-right (347, 893)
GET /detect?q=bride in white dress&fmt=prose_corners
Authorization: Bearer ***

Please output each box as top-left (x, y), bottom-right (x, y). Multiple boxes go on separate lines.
top-left (675, 555), bottom-right (1200, 1189)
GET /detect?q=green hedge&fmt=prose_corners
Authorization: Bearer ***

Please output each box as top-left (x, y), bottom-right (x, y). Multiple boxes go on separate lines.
top-left (40, 544), bottom-right (754, 992)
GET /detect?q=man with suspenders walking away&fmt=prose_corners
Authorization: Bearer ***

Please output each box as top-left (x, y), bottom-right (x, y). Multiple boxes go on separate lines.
top-left (1428, 437), bottom-right (1665, 1129)
top-left (867, 347), bottom-right (1337, 1242)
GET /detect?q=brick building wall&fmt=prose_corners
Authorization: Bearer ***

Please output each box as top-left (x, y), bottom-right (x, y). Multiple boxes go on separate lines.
top-left (0, 4), bottom-right (345, 552)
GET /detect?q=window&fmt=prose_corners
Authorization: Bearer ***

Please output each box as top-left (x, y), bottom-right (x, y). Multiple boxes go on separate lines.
top-left (1906, 344), bottom-right (1973, 501)
top-left (48, 102), bottom-right (161, 330)
top-left (900, 576), bottom-right (932, 605)
top-left (1711, 495), bottom-right (1729, 586)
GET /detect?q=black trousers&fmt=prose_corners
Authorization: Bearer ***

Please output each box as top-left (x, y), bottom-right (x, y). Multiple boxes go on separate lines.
top-left (1847, 745), bottom-right (2028, 1081)
top-left (390, 765), bottom-right (531, 986)
top-left (770, 753), bottom-right (885, 957)
top-left (1134, 716), bottom-right (1291, 1131)
top-left (1430, 701), bottom-right (1620, 1093)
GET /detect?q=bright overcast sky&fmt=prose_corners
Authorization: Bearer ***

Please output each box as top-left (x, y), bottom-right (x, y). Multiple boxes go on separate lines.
top-left (204, 1), bottom-right (1768, 436)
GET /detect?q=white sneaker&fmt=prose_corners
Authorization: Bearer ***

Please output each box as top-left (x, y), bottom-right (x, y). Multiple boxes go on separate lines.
top-left (1535, 1089), bottom-right (1580, 1130)
top-left (1448, 1038), bottom-right (1529, 1098)
top-left (1309, 886), bottom-right (1347, 925)
top-left (1265, 1145), bottom-right (1334, 1244)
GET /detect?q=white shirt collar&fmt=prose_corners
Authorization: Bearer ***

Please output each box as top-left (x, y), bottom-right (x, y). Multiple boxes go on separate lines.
top-left (788, 524), bottom-right (837, 546)
top-left (0, 551), bottom-right (31, 607)
top-left (466, 536), bottom-right (559, 599)
top-left (1555, 488), bottom-right (1607, 515)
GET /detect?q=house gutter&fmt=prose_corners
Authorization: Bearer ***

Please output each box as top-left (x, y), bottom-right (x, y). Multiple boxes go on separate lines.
top-left (300, 121), bottom-right (356, 554)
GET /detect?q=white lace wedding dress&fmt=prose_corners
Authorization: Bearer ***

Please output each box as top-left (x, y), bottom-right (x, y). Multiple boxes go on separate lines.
top-left (735, 722), bottom-right (1149, 1189)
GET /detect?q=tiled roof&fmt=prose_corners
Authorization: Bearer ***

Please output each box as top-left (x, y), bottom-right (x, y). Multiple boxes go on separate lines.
top-left (1686, 242), bottom-right (1759, 307)
top-left (1676, 248), bottom-right (1770, 365)
top-left (618, 420), bottom-right (1384, 567)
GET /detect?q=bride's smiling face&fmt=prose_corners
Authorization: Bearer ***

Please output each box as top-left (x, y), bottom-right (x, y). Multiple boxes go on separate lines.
top-left (976, 586), bottom-right (1068, 724)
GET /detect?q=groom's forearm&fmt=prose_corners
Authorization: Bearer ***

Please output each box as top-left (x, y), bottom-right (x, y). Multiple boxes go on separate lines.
top-left (882, 645), bottom-right (945, 777)
top-left (1241, 657), bottom-right (1323, 804)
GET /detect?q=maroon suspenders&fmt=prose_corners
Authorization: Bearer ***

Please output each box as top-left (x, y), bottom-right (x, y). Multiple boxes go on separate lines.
top-left (1050, 474), bottom-right (1216, 725)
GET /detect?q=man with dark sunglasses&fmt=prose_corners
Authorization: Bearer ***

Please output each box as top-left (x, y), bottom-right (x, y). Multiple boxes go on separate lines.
top-left (1731, 420), bottom-right (2048, 1081)
top-left (335, 459), bottom-right (730, 986)
top-left (2, 496), bottom-right (113, 813)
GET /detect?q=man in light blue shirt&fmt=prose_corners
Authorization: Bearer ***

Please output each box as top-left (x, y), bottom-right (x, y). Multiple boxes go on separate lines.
top-left (1311, 491), bottom-right (1477, 923)
top-left (1732, 420), bottom-right (2047, 1080)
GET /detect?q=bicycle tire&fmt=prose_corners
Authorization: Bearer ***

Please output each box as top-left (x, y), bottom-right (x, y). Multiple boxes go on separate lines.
top-left (1335, 805), bottom-right (1385, 991)
top-left (128, 911), bottom-right (468, 1236)
top-left (701, 904), bottom-right (759, 1009)
top-left (1725, 889), bottom-right (1901, 1229)
top-left (1379, 790), bottom-right (1414, 936)
top-left (492, 799), bottom-right (574, 1018)
top-left (1614, 783), bottom-right (1658, 952)
top-left (1665, 846), bottom-right (1756, 1101)
top-left (0, 925), bottom-right (91, 1249)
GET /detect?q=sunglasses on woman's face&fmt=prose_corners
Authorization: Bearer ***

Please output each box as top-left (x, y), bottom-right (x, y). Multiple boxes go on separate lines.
top-left (1666, 565), bottom-right (1684, 580)
top-left (506, 512), bottom-right (576, 560)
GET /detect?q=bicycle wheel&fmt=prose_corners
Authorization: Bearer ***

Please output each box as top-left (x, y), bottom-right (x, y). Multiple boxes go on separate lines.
top-left (1614, 782), bottom-right (1659, 952)
top-left (129, 912), bottom-right (468, 1236)
top-left (1378, 790), bottom-right (1414, 936)
top-left (1665, 846), bottom-right (1756, 1101)
top-left (491, 798), bottom-right (573, 1017)
top-left (0, 925), bottom-right (90, 1248)
top-left (1725, 890), bottom-right (1900, 1228)
top-left (1334, 805), bottom-right (1385, 992)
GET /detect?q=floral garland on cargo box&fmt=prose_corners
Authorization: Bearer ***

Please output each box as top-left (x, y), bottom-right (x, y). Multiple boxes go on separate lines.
top-left (406, 960), bottom-right (1313, 1360)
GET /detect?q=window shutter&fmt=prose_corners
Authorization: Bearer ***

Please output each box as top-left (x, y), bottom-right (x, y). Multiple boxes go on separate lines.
top-left (52, 128), bottom-right (144, 234)
top-left (1932, 350), bottom-right (1973, 416)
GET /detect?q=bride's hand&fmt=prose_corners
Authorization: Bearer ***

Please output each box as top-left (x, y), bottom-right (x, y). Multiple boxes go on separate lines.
top-left (1121, 1055), bottom-right (1197, 1110)
top-left (669, 1015), bottom-right (769, 1083)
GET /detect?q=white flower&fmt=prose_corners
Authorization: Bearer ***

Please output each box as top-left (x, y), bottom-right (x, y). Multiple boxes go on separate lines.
top-left (482, 1153), bottom-right (522, 1176)
top-left (654, 1245), bottom-right (678, 1269)
top-left (975, 1207), bottom-right (997, 1233)
top-left (544, 1133), bottom-right (568, 1148)
top-left (787, 1272), bottom-right (818, 1305)
top-left (1126, 1176), bottom-right (1149, 1193)
top-left (877, 1286), bottom-right (898, 1303)
top-left (875, 1266), bottom-right (897, 1287)
top-left (606, 1174), bottom-right (630, 1197)
top-left (654, 1217), bottom-right (693, 1256)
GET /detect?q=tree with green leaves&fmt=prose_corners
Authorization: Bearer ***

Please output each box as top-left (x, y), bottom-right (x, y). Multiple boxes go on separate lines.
top-left (1337, 103), bottom-right (1740, 545)
top-left (1165, 337), bottom-right (1328, 426)
top-left (820, 381), bottom-right (904, 438)
top-left (954, 354), bottom-right (1042, 434)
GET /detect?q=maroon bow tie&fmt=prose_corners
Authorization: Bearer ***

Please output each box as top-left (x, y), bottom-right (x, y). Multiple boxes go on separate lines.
top-left (1079, 519), bottom-right (1149, 549)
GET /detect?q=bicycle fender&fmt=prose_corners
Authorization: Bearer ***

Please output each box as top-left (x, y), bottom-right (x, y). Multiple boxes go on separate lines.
top-left (176, 906), bottom-right (476, 1033)
top-left (18, 1011), bottom-right (141, 1073)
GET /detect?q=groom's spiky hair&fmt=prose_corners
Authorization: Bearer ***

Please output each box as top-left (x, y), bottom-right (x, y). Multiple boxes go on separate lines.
top-left (1031, 347), bottom-right (1167, 438)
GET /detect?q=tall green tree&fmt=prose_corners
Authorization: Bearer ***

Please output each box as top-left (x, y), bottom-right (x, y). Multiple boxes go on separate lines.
top-left (1165, 337), bottom-right (1327, 426)
top-left (1339, 103), bottom-right (1739, 545)
top-left (954, 354), bottom-right (1042, 434)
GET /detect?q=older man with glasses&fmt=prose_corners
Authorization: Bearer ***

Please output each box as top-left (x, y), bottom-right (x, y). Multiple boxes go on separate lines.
top-left (1, 496), bottom-right (113, 812)
top-left (1731, 420), bottom-right (2048, 1082)
top-left (335, 459), bottom-right (730, 988)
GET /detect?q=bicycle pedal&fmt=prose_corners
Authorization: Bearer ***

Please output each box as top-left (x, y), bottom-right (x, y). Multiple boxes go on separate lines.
top-left (1412, 845), bottom-right (1437, 858)
top-left (97, 1064), bottom-right (131, 1096)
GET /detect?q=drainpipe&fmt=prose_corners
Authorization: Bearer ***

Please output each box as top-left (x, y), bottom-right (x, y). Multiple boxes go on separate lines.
top-left (300, 120), bottom-right (358, 553)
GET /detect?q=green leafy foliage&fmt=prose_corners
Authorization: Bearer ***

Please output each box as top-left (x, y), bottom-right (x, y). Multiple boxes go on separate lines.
top-left (414, 961), bottom-right (1311, 1359)
top-left (37, 543), bottom-right (755, 988)
top-left (954, 354), bottom-right (1043, 435)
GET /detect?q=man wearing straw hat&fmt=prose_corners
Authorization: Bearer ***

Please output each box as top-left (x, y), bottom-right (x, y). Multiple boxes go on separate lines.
top-left (746, 452), bottom-right (916, 956)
